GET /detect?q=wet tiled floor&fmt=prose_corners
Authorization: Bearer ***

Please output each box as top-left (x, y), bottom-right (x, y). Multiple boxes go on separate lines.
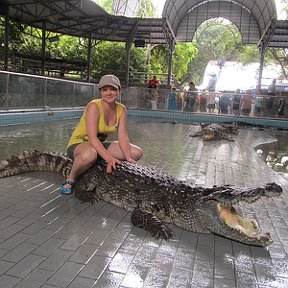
top-left (0, 118), bottom-right (288, 288)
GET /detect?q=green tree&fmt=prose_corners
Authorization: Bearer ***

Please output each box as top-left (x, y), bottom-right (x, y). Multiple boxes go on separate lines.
top-left (93, 0), bottom-right (113, 14)
top-left (189, 18), bottom-right (270, 85)
top-left (136, 0), bottom-right (156, 17)
top-left (148, 42), bottom-right (197, 86)
top-left (0, 18), bottom-right (25, 59)
top-left (91, 41), bottom-right (148, 81)
top-left (173, 43), bottom-right (197, 84)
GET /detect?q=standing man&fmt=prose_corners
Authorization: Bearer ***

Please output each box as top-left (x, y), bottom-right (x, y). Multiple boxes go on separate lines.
top-left (147, 75), bottom-right (160, 89)
top-left (206, 73), bottom-right (217, 112)
top-left (147, 75), bottom-right (161, 110)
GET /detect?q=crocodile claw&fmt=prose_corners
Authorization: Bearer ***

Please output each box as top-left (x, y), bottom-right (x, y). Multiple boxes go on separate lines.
top-left (131, 206), bottom-right (175, 241)
top-left (149, 224), bottom-right (175, 241)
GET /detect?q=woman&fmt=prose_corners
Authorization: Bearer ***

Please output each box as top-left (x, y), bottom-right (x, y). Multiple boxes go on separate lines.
top-left (61, 74), bottom-right (143, 195)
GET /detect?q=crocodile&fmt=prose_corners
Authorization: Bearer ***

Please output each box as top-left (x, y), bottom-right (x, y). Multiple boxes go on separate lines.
top-left (190, 123), bottom-right (239, 141)
top-left (0, 150), bottom-right (283, 247)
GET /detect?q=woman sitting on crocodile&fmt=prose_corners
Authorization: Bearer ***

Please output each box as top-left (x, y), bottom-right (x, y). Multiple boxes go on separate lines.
top-left (61, 74), bottom-right (143, 195)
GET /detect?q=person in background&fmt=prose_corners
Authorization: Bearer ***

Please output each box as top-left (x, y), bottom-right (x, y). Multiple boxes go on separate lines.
top-left (147, 75), bottom-right (160, 89)
top-left (147, 75), bottom-right (160, 110)
top-left (254, 89), bottom-right (263, 117)
top-left (232, 88), bottom-right (241, 116)
top-left (267, 79), bottom-right (276, 114)
top-left (198, 90), bottom-right (207, 112)
top-left (177, 86), bottom-right (185, 111)
top-left (205, 73), bottom-right (217, 113)
top-left (168, 86), bottom-right (177, 110)
top-left (276, 91), bottom-right (286, 118)
top-left (241, 89), bottom-right (252, 116)
top-left (206, 73), bottom-right (217, 92)
top-left (218, 93), bottom-right (230, 114)
top-left (61, 74), bottom-right (143, 195)
top-left (184, 81), bottom-right (197, 112)
top-left (206, 89), bottom-right (216, 113)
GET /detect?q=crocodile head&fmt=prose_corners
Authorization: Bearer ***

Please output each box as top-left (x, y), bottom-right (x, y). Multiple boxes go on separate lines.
top-left (201, 123), bottom-right (238, 141)
top-left (196, 182), bottom-right (282, 247)
top-left (202, 128), bottom-right (222, 140)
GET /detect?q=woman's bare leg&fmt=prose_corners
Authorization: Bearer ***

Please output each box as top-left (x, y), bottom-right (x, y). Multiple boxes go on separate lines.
top-left (107, 141), bottom-right (143, 161)
top-left (63, 143), bottom-right (97, 189)
top-left (62, 141), bottom-right (142, 191)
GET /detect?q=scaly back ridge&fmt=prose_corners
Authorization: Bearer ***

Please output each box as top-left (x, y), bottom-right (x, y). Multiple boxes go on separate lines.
top-left (0, 150), bottom-right (73, 178)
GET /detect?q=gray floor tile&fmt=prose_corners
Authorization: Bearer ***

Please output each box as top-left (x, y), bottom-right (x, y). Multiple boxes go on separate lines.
top-left (46, 261), bottom-right (84, 287)
top-left (2, 242), bottom-right (38, 263)
top-left (14, 268), bottom-right (53, 288)
top-left (0, 120), bottom-right (288, 287)
top-left (0, 275), bottom-right (21, 288)
top-left (39, 249), bottom-right (74, 271)
top-left (5, 254), bottom-right (46, 278)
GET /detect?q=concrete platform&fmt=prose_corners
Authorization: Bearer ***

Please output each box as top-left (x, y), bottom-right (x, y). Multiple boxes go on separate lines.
top-left (0, 120), bottom-right (288, 288)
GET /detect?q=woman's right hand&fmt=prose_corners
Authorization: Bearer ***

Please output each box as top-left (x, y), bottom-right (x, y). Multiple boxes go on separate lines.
top-left (106, 157), bottom-right (121, 173)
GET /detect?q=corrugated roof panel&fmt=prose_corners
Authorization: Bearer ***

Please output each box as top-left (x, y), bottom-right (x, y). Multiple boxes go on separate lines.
top-left (175, 1), bottom-right (260, 43)
top-left (163, 0), bottom-right (277, 45)
top-left (1, 0), bottom-right (174, 44)
top-left (1, 0), bottom-right (285, 48)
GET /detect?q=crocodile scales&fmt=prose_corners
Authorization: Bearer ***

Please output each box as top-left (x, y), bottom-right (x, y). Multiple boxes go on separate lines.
top-left (0, 150), bottom-right (283, 247)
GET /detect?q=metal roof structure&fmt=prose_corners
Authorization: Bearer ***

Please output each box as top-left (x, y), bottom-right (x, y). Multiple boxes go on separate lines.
top-left (260, 20), bottom-right (288, 49)
top-left (1, 0), bottom-right (287, 48)
top-left (162, 0), bottom-right (278, 46)
top-left (0, 0), bottom-right (175, 45)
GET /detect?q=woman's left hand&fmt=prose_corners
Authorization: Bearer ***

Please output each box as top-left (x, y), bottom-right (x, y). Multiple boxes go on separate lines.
top-left (126, 157), bottom-right (138, 164)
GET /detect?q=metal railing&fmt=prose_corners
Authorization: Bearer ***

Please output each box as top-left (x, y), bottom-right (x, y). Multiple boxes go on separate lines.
top-left (121, 87), bottom-right (288, 119)
top-left (0, 71), bottom-right (97, 111)
top-left (0, 71), bottom-right (287, 119)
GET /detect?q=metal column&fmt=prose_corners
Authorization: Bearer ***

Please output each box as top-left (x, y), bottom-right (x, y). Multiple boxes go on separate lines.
top-left (3, 6), bottom-right (9, 71)
top-left (87, 35), bottom-right (92, 82)
top-left (41, 21), bottom-right (46, 76)
top-left (125, 42), bottom-right (132, 87)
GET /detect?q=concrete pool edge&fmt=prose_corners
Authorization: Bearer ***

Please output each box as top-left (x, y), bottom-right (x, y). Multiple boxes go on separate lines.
top-left (0, 108), bottom-right (287, 129)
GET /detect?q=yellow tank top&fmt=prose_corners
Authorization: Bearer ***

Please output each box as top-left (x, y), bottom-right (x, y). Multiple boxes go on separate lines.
top-left (67, 99), bottom-right (124, 148)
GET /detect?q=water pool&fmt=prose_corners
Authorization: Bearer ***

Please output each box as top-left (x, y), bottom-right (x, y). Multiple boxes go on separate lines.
top-left (0, 118), bottom-right (196, 178)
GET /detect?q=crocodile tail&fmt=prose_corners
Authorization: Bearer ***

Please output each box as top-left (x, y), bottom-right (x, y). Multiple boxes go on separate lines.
top-left (0, 150), bottom-right (73, 178)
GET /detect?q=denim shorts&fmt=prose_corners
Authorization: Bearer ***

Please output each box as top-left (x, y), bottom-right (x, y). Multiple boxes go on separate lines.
top-left (66, 141), bottom-right (112, 160)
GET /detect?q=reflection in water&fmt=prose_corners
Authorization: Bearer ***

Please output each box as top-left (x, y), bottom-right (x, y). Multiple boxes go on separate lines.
top-left (0, 120), bottom-right (76, 158)
top-left (256, 131), bottom-right (288, 179)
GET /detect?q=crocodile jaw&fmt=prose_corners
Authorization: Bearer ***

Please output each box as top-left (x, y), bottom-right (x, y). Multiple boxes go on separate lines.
top-left (198, 202), bottom-right (273, 247)
top-left (218, 204), bottom-right (272, 246)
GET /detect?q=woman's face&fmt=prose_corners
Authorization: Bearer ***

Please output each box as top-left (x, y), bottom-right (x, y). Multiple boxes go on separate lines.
top-left (100, 86), bottom-right (120, 104)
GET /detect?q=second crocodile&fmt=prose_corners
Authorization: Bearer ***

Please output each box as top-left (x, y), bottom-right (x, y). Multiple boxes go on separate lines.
top-left (190, 123), bottom-right (239, 141)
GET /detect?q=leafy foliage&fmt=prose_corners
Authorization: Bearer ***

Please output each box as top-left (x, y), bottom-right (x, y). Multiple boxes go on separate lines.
top-left (93, 0), bottom-right (113, 14)
top-left (3, 3), bottom-right (288, 86)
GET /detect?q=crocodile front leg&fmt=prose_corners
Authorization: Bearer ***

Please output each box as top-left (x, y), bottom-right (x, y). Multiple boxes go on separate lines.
top-left (131, 204), bottom-right (175, 240)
